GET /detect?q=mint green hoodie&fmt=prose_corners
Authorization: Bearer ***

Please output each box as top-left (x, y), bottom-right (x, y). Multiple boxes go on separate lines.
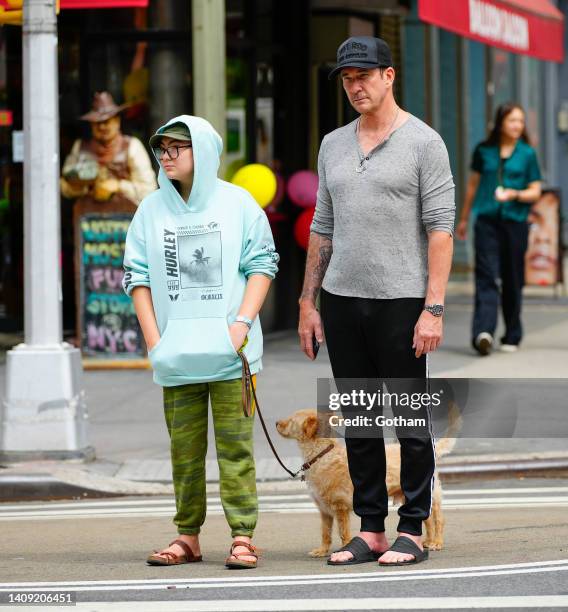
top-left (122, 115), bottom-right (279, 386)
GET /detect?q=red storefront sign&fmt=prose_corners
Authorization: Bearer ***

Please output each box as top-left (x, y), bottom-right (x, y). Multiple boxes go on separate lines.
top-left (60, 0), bottom-right (148, 8)
top-left (418, 0), bottom-right (564, 63)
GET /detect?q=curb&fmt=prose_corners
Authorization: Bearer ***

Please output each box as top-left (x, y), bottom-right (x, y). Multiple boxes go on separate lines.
top-left (2, 453), bottom-right (568, 501)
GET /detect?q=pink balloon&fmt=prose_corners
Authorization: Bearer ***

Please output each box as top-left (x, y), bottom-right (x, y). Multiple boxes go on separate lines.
top-left (287, 170), bottom-right (318, 208)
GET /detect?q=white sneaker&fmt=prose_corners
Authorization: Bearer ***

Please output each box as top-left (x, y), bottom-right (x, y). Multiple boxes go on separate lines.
top-left (500, 344), bottom-right (519, 353)
top-left (475, 332), bottom-right (493, 356)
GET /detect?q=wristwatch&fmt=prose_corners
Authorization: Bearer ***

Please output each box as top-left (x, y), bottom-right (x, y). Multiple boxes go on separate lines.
top-left (423, 304), bottom-right (444, 317)
top-left (235, 315), bottom-right (253, 329)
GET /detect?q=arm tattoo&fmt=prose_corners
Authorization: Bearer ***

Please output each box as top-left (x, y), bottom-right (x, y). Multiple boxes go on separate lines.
top-left (300, 235), bottom-right (333, 303)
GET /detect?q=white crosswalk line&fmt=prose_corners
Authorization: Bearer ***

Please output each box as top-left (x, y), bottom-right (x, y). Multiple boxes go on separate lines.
top-left (1, 560), bottom-right (567, 592)
top-left (1, 487), bottom-right (568, 521)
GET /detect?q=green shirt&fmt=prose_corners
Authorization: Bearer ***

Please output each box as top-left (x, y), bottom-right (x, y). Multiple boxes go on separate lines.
top-left (471, 140), bottom-right (541, 222)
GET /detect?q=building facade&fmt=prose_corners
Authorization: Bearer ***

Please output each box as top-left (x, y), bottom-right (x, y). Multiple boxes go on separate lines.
top-left (0, 0), bottom-right (565, 336)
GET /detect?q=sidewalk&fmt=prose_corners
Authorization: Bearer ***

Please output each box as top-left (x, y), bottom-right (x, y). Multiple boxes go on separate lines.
top-left (1, 291), bottom-right (568, 500)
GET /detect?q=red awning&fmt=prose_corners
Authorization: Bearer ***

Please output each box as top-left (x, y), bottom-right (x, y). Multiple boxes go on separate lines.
top-left (418, 0), bottom-right (564, 63)
top-left (60, 0), bottom-right (148, 8)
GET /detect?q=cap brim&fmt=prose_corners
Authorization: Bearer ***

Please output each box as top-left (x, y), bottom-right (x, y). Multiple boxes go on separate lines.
top-left (149, 131), bottom-right (192, 149)
top-left (328, 62), bottom-right (387, 80)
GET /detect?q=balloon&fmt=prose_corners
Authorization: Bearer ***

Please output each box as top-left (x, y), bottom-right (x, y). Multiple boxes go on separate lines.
top-left (294, 208), bottom-right (315, 251)
top-left (231, 163), bottom-right (277, 208)
top-left (287, 170), bottom-right (318, 208)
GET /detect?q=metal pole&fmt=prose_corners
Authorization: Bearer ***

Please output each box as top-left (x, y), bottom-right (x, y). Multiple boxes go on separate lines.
top-left (0, 0), bottom-right (92, 461)
top-left (192, 0), bottom-right (226, 174)
top-left (23, 0), bottom-right (61, 345)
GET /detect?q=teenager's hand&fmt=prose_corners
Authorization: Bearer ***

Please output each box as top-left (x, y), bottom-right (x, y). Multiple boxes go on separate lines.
top-left (229, 322), bottom-right (249, 352)
top-left (413, 310), bottom-right (443, 358)
top-left (298, 302), bottom-right (324, 360)
top-left (146, 335), bottom-right (161, 352)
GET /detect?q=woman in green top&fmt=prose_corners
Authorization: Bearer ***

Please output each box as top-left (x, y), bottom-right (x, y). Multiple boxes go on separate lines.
top-left (456, 103), bottom-right (542, 355)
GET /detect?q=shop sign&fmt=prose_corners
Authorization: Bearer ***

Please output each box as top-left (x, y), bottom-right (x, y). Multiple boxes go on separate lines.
top-left (418, 0), bottom-right (564, 63)
top-left (469, 0), bottom-right (529, 51)
top-left (60, 0), bottom-right (148, 8)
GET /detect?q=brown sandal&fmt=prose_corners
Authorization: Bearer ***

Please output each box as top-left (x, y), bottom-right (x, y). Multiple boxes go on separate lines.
top-left (225, 540), bottom-right (259, 569)
top-left (147, 539), bottom-right (203, 566)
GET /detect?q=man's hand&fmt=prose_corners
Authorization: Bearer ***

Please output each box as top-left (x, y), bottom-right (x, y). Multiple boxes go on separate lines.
top-left (412, 311), bottom-right (443, 358)
top-left (299, 302), bottom-right (324, 360)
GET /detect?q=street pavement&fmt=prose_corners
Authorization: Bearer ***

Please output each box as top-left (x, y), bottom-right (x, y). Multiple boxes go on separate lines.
top-left (1, 288), bottom-right (568, 610)
top-left (0, 478), bottom-right (568, 610)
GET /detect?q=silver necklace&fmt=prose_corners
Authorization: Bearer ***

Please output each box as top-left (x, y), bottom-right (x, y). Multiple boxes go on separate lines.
top-left (356, 107), bottom-right (400, 173)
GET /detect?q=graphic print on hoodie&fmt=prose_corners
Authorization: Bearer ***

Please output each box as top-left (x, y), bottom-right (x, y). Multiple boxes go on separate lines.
top-left (122, 115), bottom-right (279, 386)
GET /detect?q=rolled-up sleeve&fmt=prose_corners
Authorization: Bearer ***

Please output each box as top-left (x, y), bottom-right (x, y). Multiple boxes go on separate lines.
top-left (123, 211), bottom-right (150, 296)
top-left (420, 139), bottom-right (456, 235)
top-left (239, 213), bottom-right (280, 279)
top-left (310, 137), bottom-right (334, 239)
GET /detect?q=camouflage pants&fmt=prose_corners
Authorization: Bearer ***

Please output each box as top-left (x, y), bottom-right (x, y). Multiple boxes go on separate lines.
top-left (163, 377), bottom-right (257, 538)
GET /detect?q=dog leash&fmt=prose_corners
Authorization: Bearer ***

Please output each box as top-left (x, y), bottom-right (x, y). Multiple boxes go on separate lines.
top-left (238, 350), bottom-right (334, 480)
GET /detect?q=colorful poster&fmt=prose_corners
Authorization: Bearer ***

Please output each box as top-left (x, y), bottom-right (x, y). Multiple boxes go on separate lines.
top-left (78, 213), bottom-right (145, 359)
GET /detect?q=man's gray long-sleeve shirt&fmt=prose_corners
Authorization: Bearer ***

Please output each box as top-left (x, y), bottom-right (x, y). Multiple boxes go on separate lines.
top-left (311, 114), bottom-right (455, 299)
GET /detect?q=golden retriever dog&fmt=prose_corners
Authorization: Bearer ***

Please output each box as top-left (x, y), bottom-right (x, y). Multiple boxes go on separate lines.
top-left (276, 405), bottom-right (461, 557)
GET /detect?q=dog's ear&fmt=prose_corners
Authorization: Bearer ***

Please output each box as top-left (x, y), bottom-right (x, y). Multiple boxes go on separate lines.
top-left (302, 414), bottom-right (318, 439)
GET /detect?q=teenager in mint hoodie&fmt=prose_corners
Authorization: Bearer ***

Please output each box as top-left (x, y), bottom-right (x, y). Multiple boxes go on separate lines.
top-left (123, 116), bottom-right (279, 569)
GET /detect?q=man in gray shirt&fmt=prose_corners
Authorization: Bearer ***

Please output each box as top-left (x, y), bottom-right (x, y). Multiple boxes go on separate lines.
top-left (299, 37), bottom-right (455, 566)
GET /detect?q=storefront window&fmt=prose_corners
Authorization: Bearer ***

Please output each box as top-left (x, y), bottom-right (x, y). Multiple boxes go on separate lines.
top-left (491, 49), bottom-right (517, 111)
top-left (226, 0), bottom-right (275, 179)
top-left (526, 57), bottom-right (545, 173)
top-left (402, 16), bottom-right (427, 121)
top-left (439, 30), bottom-right (459, 180)
top-left (468, 40), bottom-right (487, 149)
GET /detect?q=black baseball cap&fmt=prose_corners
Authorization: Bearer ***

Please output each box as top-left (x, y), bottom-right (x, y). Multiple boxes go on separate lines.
top-left (328, 36), bottom-right (393, 80)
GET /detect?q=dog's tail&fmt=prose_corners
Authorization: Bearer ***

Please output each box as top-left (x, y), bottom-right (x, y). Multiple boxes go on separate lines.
top-left (434, 401), bottom-right (462, 458)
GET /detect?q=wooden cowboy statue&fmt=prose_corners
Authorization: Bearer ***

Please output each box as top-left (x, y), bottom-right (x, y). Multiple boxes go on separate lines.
top-left (62, 93), bottom-right (156, 363)
top-left (61, 91), bottom-right (156, 205)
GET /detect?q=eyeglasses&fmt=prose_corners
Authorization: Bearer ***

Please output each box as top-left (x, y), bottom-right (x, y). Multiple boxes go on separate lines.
top-left (153, 144), bottom-right (192, 160)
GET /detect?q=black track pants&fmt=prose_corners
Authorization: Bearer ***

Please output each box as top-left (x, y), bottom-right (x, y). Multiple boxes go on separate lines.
top-left (321, 289), bottom-right (436, 536)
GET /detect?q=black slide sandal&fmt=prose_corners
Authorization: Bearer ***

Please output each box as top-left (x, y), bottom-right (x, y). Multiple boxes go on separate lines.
top-left (378, 535), bottom-right (429, 566)
top-left (327, 536), bottom-right (381, 566)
